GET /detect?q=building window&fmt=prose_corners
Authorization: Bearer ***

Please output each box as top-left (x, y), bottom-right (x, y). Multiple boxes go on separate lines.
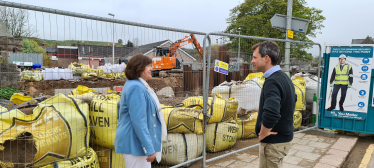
top-left (13, 48), bottom-right (16, 53)
top-left (82, 46), bottom-right (85, 54)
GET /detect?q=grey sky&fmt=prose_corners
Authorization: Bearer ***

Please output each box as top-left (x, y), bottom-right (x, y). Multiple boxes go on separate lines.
top-left (4, 0), bottom-right (374, 56)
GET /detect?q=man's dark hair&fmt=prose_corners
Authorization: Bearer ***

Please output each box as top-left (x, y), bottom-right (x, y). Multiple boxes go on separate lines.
top-left (125, 53), bottom-right (152, 80)
top-left (252, 41), bottom-right (281, 65)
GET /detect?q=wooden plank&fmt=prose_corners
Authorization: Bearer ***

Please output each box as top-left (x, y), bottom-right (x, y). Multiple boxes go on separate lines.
top-left (210, 67), bottom-right (214, 90)
top-left (183, 65), bottom-right (188, 91)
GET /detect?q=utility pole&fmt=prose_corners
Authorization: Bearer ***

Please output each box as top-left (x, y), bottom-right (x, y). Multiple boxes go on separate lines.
top-left (108, 13), bottom-right (115, 64)
top-left (285, 0), bottom-right (293, 76)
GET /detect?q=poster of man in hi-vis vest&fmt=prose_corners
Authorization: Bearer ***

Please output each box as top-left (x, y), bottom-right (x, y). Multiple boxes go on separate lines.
top-left (324, 46), bottom-right (372, 120)
top-left (327, 54), bottom-right (353, 112)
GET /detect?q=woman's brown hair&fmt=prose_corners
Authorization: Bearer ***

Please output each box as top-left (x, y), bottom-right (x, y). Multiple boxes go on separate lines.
top-left (125, 53), bottom-right (152, 80)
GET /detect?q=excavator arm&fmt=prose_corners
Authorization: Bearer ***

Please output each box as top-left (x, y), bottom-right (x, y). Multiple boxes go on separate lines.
top-left (168, 34), bottom-right (203, 58)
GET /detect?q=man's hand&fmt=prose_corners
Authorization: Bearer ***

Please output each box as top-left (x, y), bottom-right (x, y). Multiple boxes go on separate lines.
top-left (258, 131), bottom-right (277, 143)
top-left (348, 85), bottom-right (351, 88)
top-left (146, 153), bottom-right (156, 162)
top-left (330, 84), bottom-right (333, 87)
top-left (258, 124), bottom-right (277, 143)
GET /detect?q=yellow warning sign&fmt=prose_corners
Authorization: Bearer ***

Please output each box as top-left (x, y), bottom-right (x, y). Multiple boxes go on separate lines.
top-left (219, 62), bottom-right (228, 70)
top-left (288, 30), bottom-right (294, 39)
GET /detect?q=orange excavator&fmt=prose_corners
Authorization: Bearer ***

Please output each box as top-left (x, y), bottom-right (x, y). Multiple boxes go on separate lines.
top-left (152, 34), bottom-right (203, 76)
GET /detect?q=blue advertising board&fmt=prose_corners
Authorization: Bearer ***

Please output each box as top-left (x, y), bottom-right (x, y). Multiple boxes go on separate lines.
top-left (324, 46), bottom-right (372, 120)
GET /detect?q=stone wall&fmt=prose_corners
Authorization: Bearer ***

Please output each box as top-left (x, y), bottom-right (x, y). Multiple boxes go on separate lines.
top-left (0, 37), bottom-right (23, 63)
top-left (0, 64), bottom-right (21, 89)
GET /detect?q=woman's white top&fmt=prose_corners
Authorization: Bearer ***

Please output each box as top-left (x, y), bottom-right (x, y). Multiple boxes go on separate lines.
top-left (139, 77), bottom-right (167, 163)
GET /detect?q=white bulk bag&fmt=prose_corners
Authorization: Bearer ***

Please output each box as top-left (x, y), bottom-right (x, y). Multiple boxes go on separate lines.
top-left (305, 76), bottom-right (320, 104)
top-left (212, 80), bottom-right (262, 114)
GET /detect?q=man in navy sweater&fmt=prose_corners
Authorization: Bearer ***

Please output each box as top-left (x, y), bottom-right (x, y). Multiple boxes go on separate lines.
top-left (251, 41), bottom-right (296, 168)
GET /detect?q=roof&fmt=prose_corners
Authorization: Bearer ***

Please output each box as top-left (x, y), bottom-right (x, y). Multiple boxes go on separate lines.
top-left (57, 46), bottom-right (78, 49)
top-left (0, 20), bottom-right (12, 37)
top-left (77, 44), bottom-right (135, 57)
top-left (41, 46), bottom-right (57, 53)
top-left (124, 40), bottom-right (169, 58)
top-left (351, 39), bottom-right (365, 44)
top-left (124, 40), bottom-right (196, 61)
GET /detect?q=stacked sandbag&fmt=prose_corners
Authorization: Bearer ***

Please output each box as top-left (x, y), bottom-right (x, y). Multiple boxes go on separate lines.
top-left (206, 120), bottom-right (239, 152)
top-left (212, 80), bottom-right (261, 115)
top-left (22, 70), bottom-right (43, 81)
top-left (40, 148), bottom-right (99, 168)
top-left (68, 62), bottom-right (90, 75)
top-left (91, 145), bottom-right (126, 168)
top-left (0, 94), bottom-right (90, 167)
top-left (236, 112), bottom-right (258, 139)
top-left (294, 111), bottom-right (302, 130)
top-left (293, 77), bottom-right (306, 110)
top-left (182, 93), bottom-right (238, 124)
top-left (89, 94), bottom-right (121, 148)
top-left (162, 104), bottom-right (204, 134)
top-left (160, 133), bottom-right (203, 166)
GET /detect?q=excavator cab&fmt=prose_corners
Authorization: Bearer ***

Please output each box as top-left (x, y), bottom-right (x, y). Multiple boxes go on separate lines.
top-left (152, 47), bottom-right (181, 70)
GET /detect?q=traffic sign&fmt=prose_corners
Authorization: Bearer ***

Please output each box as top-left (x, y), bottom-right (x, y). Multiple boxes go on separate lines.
top-left (270, 14), bottom-right (309, 34)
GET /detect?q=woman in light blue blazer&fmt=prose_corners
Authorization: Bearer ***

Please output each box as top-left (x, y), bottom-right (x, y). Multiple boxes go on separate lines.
top-left (115, 54), bottom-right (167, 168)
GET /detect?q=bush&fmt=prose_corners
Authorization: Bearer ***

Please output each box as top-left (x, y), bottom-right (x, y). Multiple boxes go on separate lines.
top-left (0, 87), bottom-right (19, 100)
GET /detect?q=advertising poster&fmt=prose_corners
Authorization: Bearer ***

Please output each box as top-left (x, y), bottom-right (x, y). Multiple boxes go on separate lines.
top-left (325, 46), bottom-right (373, 120)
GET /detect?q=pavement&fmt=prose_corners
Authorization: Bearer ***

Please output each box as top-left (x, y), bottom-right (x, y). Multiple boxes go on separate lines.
top-left (206, 133), bottom-right (358, 168)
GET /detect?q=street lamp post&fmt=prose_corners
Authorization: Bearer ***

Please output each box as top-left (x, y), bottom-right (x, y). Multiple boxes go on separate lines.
top-left (108, 13), bottom-right (115, 64)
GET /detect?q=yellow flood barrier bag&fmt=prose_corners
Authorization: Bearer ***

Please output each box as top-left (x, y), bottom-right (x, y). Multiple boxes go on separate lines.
top-left (69, 85), bottom-right (98, 96)
top-left (22, 70), bottom-right (43, 81)
top-left (81, 72), bottom-right (98, 78)
top-left (40, 148), bottom-right (99, 168)
top-left (206, 120), bottom-right (239, 152)
top-left (182, 93), bottom-right (238, 124)
top-left (237, 112), bottom-right (258, 139)
top-left (294, 110), bottom-right (302, 130)
top-left (244, 72), bottom-right (265, 87)
top-left (89, 94), bottom-right (121, 148)
top-left (91, 145), bottom-right (126, 168)
top-left (293, 78), bottom-right (306, 110)
top-left (10, 93), bottom-right (36, 105)
top-left (162, 105), bottom-right (203, 134)
top-left (160, 133), bottom-right (203, 166)
top-left (0, 93), bottom-right (90, 167)
top-left (68, 62), bottom-right (90, 76)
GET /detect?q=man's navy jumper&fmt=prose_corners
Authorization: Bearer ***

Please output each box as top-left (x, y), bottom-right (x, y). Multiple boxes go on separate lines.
top-left (255, 69), bottom-right (296, 143)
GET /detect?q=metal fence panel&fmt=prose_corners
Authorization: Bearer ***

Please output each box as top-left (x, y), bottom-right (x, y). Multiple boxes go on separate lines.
top-left (0, 1), bottom-right (324, 168)
top-left (8, 53), bottom-right (43, 65)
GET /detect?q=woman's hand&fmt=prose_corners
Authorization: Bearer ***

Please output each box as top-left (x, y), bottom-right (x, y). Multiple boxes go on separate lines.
top-left (146, 153), bottom-right (156, 162)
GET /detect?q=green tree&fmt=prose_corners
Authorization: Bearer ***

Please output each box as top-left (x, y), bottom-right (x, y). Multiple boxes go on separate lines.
top-left (23, 39), bottom-right (45, 53)
top-left (44, 54), bottom-right (52, 67)
top-left (225, 0), bottom-right (325, 61)
top-left (362, 36), bottom-right (374, 44)
top-left (0, 7), bottom-right (36, 38)
top-left (118, 39), bottom-right (123, 45)
top-left (126, 40), bottom-right (134, 47)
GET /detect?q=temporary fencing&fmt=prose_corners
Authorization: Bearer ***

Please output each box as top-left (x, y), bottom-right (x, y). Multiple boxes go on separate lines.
top-left (0, 1), bottom-right (323, 168)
